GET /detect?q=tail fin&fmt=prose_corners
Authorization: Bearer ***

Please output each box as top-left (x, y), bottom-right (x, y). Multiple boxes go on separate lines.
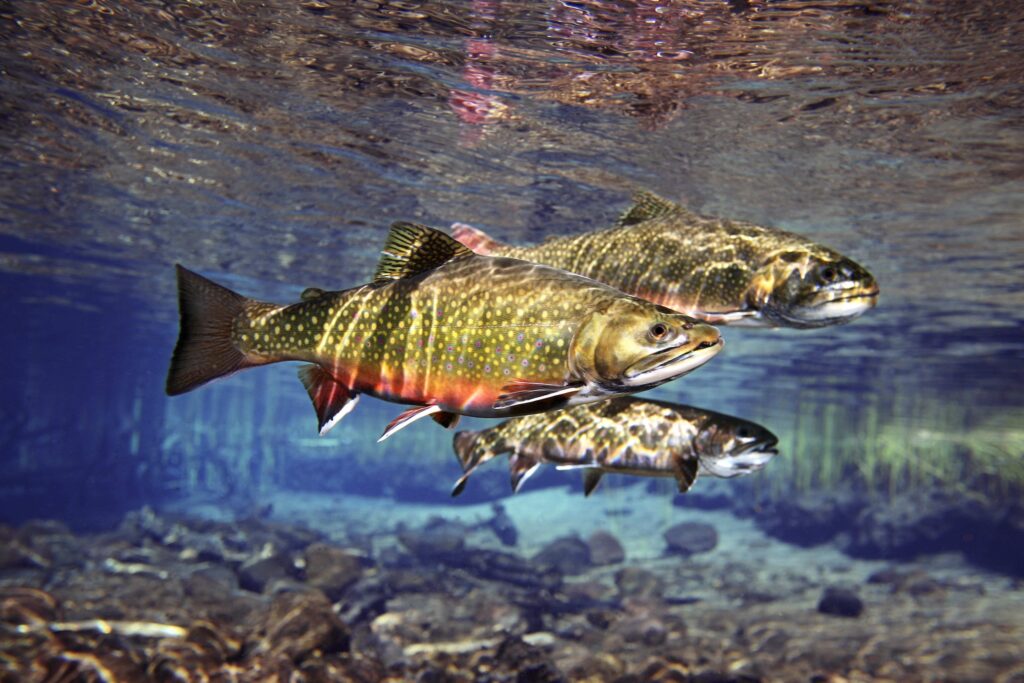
top-left (450, 222), bottom-right (506, 255)
top-left (166, 265), bottom-right (255, 396)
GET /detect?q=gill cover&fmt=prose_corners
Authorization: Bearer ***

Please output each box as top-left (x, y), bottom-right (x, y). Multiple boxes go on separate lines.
top-left (570, 299), bottom-right (720, 391)
top-left (568, 298), bottom-right (665, 391)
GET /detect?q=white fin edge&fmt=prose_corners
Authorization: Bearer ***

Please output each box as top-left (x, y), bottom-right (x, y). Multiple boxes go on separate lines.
top-left (378, 405), bottom-right (442, 442)
top-left (319, 394), bottom-right (360, 436)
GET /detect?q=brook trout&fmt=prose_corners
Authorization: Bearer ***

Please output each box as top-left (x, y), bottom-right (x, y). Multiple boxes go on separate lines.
top-left (451, 397), bottom-right (779, 496)
top-left (166, 223), bottom-right (723, 440)
top-left (452, 191), bottom-right (878, 328)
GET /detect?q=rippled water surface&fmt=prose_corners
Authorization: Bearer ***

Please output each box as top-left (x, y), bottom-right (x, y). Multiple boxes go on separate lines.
top-left (1, 0), bottom-right (1023, 497)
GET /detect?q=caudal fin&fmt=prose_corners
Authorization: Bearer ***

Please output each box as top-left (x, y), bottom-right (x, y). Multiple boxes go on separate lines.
top-left (450, 222), bottom-right (506, 255)
top-left (166, 265), bottom-right (254, 396)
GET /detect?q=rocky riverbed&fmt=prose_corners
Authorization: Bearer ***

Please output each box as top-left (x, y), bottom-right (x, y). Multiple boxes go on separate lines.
top-left (2, 485), bottom-right (1023, 682)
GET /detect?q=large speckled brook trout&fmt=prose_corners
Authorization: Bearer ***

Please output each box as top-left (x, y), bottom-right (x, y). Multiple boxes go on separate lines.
top-left (452, 191), bottom-right (879, 328)
top-left (451, 397), bottom-right (779, 496)
top-left (166, 224), bottom-right (722, 441)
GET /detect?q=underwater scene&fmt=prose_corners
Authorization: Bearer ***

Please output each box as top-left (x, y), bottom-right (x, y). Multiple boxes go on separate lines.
top-left (1, 0), bottom-right (1023, 680)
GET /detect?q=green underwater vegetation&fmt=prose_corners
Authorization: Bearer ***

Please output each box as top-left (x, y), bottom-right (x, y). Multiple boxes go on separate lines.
top-left (761, 388), bottom-right (1024, 504)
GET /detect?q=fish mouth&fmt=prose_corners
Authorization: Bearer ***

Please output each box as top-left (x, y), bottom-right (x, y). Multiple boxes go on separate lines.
top-left (700, 438), bottom-right (778, 478)
top-left (829, 285), bottom-right (879, 305)
top-left (786, 286), bottom-right (879, 327)
top-left (623, 337), bottom-right (723, 387)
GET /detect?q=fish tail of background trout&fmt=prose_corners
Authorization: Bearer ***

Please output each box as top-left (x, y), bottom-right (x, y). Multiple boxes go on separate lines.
top-left (165, 265), bottom-right (277, 396)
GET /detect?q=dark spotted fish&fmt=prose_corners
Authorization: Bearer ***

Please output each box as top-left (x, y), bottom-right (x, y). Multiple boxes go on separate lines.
top-left (452, 191), bottom-right (879, 328)
top-left (166, 223), bottom-right (723, 441)
top-left (451, 397), bottom-right (779, 496)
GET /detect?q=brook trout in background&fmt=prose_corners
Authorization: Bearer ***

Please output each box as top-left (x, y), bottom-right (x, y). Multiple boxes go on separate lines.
top-left (452, 191), bottom-right (879, 328)
top-left (166, 224), bottom-right (723, 440)
top-left (451, 397), bottom-right (779, 496)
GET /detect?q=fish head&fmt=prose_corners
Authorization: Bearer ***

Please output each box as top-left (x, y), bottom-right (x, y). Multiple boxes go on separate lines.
top-left (570, 298), bottom-right (723, 392)
top-left (693, 414), bottom-right (779, 478)
top-left (750, 249), bottom-right (879, 328)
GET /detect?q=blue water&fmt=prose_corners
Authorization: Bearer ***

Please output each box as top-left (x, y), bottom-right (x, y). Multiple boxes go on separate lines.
top-left (1, 0), bottom-right (1023, 679)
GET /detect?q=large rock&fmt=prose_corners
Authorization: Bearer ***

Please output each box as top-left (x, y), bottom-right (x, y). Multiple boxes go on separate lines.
top-left (842, 490), bottom-right (1024, 576)
top-left (753, 490), bottom-right (864, 547)
top-left (397, 517), bottom-right (466, 561)
top-left (663, 522), bottom-right (718, 556)
top-left (587, 531), bottom-right (625, 565)
top-left (532, 536), bottom-right (591, 574)
top-left (303, 543), bottom-right (364, 600)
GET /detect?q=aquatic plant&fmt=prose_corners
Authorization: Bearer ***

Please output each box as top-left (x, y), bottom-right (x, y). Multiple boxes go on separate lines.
top-left (759, 388), bottom-right (1024, 504)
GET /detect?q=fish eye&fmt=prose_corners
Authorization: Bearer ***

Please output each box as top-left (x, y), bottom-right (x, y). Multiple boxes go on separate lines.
top-left (818, 264), bottom-right (839, 283)
top-left (736, 427), bottom-right (751, 439)
top-left (648, 322), bottom-right (669, 341)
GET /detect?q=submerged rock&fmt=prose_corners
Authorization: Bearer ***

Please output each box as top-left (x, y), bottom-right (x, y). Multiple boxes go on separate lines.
top-left (664, 522), bottom-right (718, 556)
top-left (397, 517), bottom-right (466, 561)
top-left (303, 542), bottom-right (364, 600)
top-left (487, 503), bottom-right (519, 547)
top-left (817, 586), bottom-right (864, 618)
top-left (587, 530), bottom-right (625, 565)
top-left (533, 535), bottom-right (592, 574)
top-left (238, 552), bottom-right (295, 593)
top-left (753, 490), bottom-right (864, 547)
top-left (842, 490), bottom-right (1024, 576)
top-left (494, 635), bottom-right (565, 683)
top-left (259, 590), bottom-right (350, 661)
top-left (615, 567), bottom-right (665, 599)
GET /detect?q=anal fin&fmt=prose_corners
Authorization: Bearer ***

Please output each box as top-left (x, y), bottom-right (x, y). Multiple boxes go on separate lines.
top-left (494, 381), bottom-right (581, 410)
top-left (379, 404), bottom-right (442, 442)
top-left (298, 365), bottom-right (359, 436)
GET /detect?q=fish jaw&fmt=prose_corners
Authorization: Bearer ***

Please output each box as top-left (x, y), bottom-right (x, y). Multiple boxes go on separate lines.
top-left (620, 333), bottom-right (723, 388)
top-left (699, 447), bottom-right (777, 478)
top-left (697, 428), bottom-right (779, 478)
top-left (789, 287), bottom-right (879, 326)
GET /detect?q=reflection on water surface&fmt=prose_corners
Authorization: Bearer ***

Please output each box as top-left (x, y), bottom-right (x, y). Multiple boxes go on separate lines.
top-left (1, 0), bottom-right (1022, 499)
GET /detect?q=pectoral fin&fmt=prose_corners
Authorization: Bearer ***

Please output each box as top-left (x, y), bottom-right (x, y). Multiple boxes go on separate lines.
top-left (298, 365), bottom-right (359, 436)
top-left (378, 404), bottom-right (443, 442)
top-left (509, 453), bottom-right (542, 493)
top-left (493, 381), bottom-right (581, 410)
top-left (582, 469), bottom-right (604, 497)
top-left (451, 474), bottom-right (472, 498)
top-left (673, 455), bottom-right (700, 493)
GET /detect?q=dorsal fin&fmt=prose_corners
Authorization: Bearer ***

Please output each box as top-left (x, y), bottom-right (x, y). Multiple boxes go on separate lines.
top-left (300, 287), bottom-right (326, 301)
top-left (617, 191), bottom-right (682, 226)
top-left (450, 222), bottom-right (507, 255)
top-left (373, 222), bottom-right (474, 282)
